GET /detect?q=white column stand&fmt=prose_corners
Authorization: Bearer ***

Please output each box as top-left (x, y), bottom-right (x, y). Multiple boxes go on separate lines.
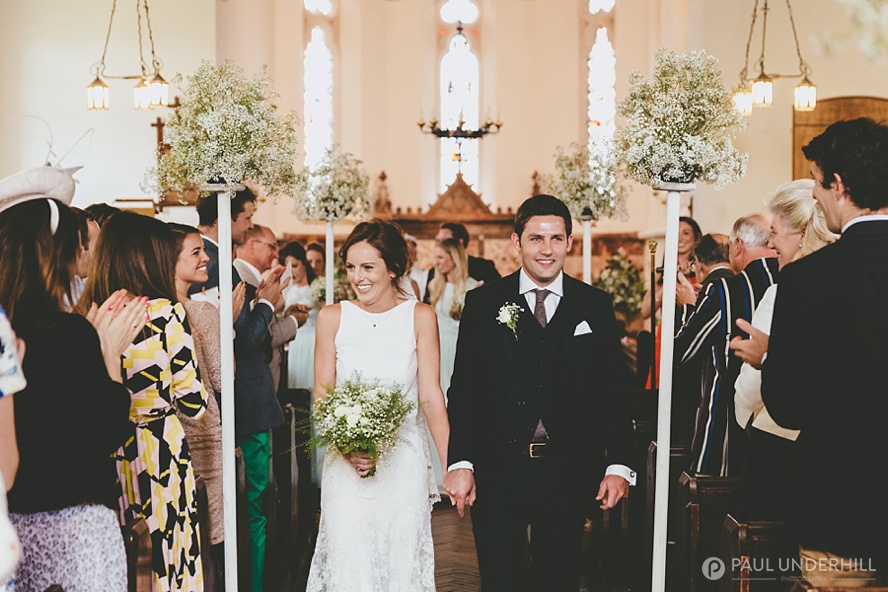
top-left (205, 182), bottom-right (244, 592)
top-left (325, 220), bottom-right (334, 305)
top-left (651, 182), bottom-right (695, 590)
top-left (582, 218), bottom-right (592, 285)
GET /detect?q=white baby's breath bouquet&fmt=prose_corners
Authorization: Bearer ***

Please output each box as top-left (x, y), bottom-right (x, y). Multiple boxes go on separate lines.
top-left (310, 372), bottom-right (415, 477)
top-left (594, 248), bottom-right (646, 318)
top-left (544, 142), bottom-right (628, 222)
top-left (616, 49), bottom-right (747, 190)
top-left (143, 60), bottom-right (299, 198)
top-left (293, 148), bottom-right (371, 222)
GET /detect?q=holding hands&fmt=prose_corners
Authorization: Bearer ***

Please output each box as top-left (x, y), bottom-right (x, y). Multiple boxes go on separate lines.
top-left (596, 474), bottom-right (629, 510)
top-left (444, 468), bottom-right (477, 518)
top-left (85, 289), bottom-right (149, 382)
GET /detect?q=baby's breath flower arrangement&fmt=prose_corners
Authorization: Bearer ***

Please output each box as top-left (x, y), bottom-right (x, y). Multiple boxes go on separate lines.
top-left (615, 49), bottom-right (747, 190)
top-left (310, 372), bottom-right (414, 478)
top-left (544, 142), bottom-right (628, 222)
top-left (292, 149), bottom-right (371, 222)
top-left (143, 60), bottom-right (299, 198)
top-left (309, 261), bottom-right (355, 305)
top-left (594, 248), bottom-right (646, 318)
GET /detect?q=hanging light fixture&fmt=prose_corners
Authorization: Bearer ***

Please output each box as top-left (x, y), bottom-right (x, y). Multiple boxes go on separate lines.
top-left (733, 0), bottom-right (816, 115)
top-left (87, 0), bottom-right (170, 111)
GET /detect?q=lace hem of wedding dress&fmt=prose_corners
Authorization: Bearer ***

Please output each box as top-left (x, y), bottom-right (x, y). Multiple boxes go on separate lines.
top-left (416, 409), bottom-right (442, 509)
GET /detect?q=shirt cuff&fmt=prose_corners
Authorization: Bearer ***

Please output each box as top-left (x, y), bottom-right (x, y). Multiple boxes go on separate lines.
top-left (289, 316), bottom-right (299, 331)
top-left (606, 464), bottom-right (637, 486)
top-left (447, 461), bottom-right (474, 472)
top-left (257, 299), bottom-right (274, 311)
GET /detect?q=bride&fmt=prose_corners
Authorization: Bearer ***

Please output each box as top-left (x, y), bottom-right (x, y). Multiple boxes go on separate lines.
top-left (306, 219), bottom-right (450, 591)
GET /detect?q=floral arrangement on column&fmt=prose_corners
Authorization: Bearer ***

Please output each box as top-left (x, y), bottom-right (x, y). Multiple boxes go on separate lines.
top-left (545, 142), bottom-right (628, 222)
top-left (292, 148), bottom-right (371, 222)
top-left (615, 49), bottom-right (747, 189)
top-left (593, 248), bottom-right (646, 319)
top-left (143, 60), bottom-right (299, 197)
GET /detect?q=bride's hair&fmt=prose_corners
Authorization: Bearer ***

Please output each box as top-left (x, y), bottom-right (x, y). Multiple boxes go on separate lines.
top-left (340, 219), bottom-right (409, 293)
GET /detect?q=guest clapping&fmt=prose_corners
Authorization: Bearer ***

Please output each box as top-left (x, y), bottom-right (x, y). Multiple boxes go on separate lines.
top-left (1, 168), bottom-right (144, 591)
top-left (78, 212), bottom-right (208, 591)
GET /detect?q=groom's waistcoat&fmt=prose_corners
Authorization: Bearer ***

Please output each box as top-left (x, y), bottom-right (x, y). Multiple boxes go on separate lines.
top-left (513, 302), bottom-right (569, 447)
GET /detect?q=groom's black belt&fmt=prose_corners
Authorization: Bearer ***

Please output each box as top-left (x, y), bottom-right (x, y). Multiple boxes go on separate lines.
top-left (527, 442), bottom-right (548, 459)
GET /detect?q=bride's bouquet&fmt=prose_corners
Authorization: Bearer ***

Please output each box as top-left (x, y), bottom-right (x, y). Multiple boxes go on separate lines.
top-left (311, 372), bottom-right (415, 477)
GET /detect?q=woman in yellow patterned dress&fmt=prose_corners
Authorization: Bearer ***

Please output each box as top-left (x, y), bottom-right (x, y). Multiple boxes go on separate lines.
top-left (78, 212), bottom-right (208, 591)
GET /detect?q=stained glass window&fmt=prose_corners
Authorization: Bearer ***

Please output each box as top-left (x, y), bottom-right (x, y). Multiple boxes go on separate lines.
top-left (304, 0), bottom-right (333, 16)
top-left (304, 26), bottom-right (334, 170)
top-left (439, 30), bottom-right (480, 191)
top-left (587, 26), bottom-right (616, 153)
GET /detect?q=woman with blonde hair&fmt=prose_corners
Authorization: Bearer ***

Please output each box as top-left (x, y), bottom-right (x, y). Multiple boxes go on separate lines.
top-left (731, 178), bottom-right (838, 521)
top-left (426, 238), bottom-right (479, 397)
top-left (425, 238), bottom-right (478, 491)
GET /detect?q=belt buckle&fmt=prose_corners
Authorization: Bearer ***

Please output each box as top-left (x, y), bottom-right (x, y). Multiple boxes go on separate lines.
top-left (528, 442), bottom-right (546, 459)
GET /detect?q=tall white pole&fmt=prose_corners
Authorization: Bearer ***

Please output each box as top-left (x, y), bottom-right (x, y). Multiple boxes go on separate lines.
top-left (651, 183), bottom-right (694, 590)
top-left (325, 220), bottom-right (334, 305)
top-left (211, 184), bottom-right (243, 591)
top-left (583, 219), bottom-right (592, 285)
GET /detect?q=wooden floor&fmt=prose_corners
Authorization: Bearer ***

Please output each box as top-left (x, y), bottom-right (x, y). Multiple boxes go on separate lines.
top-left (293, 502), bottom-right (638, 591)
top-left (431, 504), bottom-right (482, 591)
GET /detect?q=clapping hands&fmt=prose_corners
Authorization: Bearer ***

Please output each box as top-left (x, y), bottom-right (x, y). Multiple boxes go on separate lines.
top-left (85, 289), bottom-right (149, 382)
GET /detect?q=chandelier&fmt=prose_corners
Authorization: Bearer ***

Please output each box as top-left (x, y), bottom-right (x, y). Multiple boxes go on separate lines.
top-left (417, 112), bottom-right (502, 139)
top-left (86, 0), bottom-right (169, 111)
top-left (733, 0), bottom-right (816, 116)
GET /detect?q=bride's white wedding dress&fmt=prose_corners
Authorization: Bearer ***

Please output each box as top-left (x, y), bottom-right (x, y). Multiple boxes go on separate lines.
top-left (306, 299), bottom-right (438, 592)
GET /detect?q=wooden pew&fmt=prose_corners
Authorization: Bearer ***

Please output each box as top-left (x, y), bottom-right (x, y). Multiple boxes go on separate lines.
top-left (120, 517), bottom-right (152, 592)
top-left (235, 446), bottom-right (252, 592)
top-left (677, 471), bottom-right (740, 592)
top-left (266, 403), bottom-right (299, 591)
top-left (642, 441), bottom-right (691, 587)
top-left (719, 514), bottom-right (785, 592)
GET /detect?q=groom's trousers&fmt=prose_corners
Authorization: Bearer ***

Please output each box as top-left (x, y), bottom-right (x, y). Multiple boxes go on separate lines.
top-left (470, 452), bottom-right (587, 592)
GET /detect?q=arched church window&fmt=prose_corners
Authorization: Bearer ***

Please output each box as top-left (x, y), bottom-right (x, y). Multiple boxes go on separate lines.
top-left (303, 1), bottom-right (336, 169)
top-left (438, 0), bottom-right (480, 191)
top-left (586, 2), bottom-right (616, 155)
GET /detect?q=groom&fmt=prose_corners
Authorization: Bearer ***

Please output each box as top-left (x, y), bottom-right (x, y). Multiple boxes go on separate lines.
top-left (445, 194), bottom-right (635, 591)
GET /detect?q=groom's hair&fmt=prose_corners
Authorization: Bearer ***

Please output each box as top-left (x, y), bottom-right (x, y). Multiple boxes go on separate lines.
top-left (514, 194), bottom-right (572, 238)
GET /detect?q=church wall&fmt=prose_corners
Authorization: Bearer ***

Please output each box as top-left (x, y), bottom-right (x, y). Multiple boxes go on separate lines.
top-left (0, 0), bottom-right (216, 207)
top-left (1, 0), bottom-right (887, 243)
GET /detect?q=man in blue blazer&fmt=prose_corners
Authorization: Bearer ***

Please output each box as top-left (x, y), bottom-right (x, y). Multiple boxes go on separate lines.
top-left (445, 195), bottom-right (634, 591)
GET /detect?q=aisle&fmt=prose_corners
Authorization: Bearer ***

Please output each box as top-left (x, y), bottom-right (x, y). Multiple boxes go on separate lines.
top-left (432, 503), bottom-right (481, 591)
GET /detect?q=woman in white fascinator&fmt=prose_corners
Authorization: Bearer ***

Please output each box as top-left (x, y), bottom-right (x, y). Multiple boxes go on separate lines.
top-left (0, 165), bottom-right (149, 592)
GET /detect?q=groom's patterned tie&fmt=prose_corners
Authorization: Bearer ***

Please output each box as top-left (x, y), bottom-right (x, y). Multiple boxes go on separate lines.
top-left (533, 288), bottom-right (550, 328)
top-left (531, 288), bottom-right (551, 442)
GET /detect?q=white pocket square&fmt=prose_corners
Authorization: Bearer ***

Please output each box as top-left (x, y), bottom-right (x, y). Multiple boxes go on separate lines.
top-left (573, 321), bottom-right (593, 336)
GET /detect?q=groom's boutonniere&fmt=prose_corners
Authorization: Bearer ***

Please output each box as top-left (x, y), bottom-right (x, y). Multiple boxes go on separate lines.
top-left (497, 303), bottom-right (523, 340)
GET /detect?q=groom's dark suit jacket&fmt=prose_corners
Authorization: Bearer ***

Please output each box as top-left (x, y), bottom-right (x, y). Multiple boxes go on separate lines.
top-left (447, 270), bottom-right (633, 497)
top-left (762, 220), bottom-right (888, 570)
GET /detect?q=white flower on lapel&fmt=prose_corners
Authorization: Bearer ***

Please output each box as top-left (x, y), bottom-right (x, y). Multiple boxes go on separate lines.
top-left (497, 302), bottom-right (523, 340)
